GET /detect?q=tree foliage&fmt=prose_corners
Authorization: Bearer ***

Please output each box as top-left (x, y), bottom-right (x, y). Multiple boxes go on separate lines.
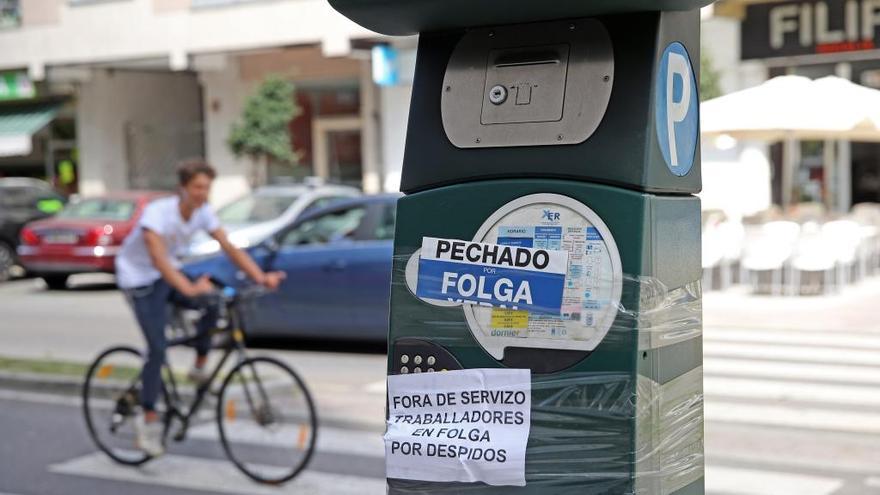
top-left (228, 76), bottom-right (300, 165)
top-left (700, 48), bottom-right (723, 101)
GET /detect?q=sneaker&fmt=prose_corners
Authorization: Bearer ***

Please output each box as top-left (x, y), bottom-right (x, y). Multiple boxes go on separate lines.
top-left (187, 365), bottom-right (211, 386)
top-left (134, 412), bottom-right (165, 457)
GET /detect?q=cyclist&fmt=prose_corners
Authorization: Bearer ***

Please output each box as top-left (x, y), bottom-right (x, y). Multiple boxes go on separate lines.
top-left (115, 159), bottom-right (285, 457)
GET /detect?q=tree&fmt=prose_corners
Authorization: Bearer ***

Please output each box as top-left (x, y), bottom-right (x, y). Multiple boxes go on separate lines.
top-left (700, 47), bottom-right (723, 101)
top-left (228, 75), bottom-right (301, 185)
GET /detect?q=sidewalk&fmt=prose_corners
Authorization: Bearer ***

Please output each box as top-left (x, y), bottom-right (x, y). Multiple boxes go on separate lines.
top-left (704, 277), bottom-right (880, 333)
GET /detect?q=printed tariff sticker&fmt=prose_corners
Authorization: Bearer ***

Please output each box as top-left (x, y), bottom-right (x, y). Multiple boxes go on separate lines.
top-left (490, 309), bottom-right (529, 330)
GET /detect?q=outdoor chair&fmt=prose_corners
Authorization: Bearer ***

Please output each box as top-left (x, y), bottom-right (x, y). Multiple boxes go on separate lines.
top-left (789, 222), bottom-right (836, 295)
top-left (822, 220), bottom-right (864, 287)
top-left (741, 221), bottom-right (800, 295)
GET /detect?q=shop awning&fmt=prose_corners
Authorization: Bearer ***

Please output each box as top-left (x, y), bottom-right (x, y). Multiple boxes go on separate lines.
top-left (0, 103), bottom-right (61, 157)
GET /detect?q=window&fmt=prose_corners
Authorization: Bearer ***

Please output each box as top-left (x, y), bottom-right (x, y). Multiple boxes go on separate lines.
top-left (373, 203), bottom-right (396, 241)
top-left (58, 198), bottom-right (136, 221)
top-left (217, 194), bottom-right (299, 224)
top-left (303, 196), bottom-right (349, 214)
top-left (0, 0), bottom-right (19, 29)
top-left (0, 187), bottom-right (35, 208)
top-left (281, 207), bottom-right (367, 247)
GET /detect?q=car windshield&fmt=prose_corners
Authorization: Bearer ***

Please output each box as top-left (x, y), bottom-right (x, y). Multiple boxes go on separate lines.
top-left (217, 194), bottom-right (299, 224)
top-left (58, 198), bottom-right (136, 221)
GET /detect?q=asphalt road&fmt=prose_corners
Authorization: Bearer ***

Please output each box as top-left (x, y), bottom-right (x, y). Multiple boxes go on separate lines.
top-left (0, 392), bottom-right (385, 495)
top-left (2, 274), bottom-right (880, 494)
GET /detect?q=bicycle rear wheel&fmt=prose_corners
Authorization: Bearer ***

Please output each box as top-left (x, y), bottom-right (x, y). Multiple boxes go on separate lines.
top-left (216, 356), bottom-right (318, 484)
top-left (82, 346), bottom-right (156, 465)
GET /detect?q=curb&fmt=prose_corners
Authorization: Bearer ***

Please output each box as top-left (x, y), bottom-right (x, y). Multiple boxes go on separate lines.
top-left (0, 370), bottom-right (83, 397)
top-left (0, 369), bottom-right (385, 433)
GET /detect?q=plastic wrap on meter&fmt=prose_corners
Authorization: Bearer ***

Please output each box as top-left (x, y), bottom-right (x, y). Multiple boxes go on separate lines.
top-left (390, 251), bottom-right (704, 494)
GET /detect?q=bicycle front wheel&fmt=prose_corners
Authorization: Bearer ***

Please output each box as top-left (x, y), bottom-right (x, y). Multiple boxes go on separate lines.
top-left (217, 356), bottom-right (318, 484)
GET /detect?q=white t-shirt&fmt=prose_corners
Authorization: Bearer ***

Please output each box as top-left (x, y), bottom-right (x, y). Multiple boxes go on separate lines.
top-left (115, 195), bottom-right (221, 289)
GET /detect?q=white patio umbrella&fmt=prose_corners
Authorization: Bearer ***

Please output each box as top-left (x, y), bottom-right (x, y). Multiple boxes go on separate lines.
top-left (701, 75), bottom-right (880, 142)
top-left (700, 75), bottom-right (880, 208)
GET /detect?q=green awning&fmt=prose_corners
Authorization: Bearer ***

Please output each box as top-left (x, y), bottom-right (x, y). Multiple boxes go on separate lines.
top-left (0, 103), bottom-right (60, 157)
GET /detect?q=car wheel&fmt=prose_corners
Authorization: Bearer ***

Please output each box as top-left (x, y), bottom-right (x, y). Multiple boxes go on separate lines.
top-left (43, 274), bottom-right (69, 290)
top-left (0, 242), bottom-right (14, 282)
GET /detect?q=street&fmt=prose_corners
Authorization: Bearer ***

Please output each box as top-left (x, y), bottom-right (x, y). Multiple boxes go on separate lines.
top-left (2, 274), bottom-right (880, 494)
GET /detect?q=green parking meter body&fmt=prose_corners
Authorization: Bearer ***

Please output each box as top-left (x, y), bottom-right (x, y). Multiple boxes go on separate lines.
top-left (329, 2), bottom-right (709, 493)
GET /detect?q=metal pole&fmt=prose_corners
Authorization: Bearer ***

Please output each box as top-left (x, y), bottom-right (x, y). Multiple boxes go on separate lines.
top-left (782, 136), bottom-right (799, 210)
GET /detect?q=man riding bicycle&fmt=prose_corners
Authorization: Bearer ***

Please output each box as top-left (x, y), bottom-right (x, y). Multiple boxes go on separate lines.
top-left (115, 159), bottom-right (284, 457)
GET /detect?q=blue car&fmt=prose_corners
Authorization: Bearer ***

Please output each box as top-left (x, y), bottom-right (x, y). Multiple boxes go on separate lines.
top-left (184, 194), bottom-right (399, 342)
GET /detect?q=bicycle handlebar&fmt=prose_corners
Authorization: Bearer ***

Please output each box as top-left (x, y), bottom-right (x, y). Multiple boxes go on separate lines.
top-left (221, 284), bottom-right (269, 304)
top-left (183, 275), bottom-right (270, 307)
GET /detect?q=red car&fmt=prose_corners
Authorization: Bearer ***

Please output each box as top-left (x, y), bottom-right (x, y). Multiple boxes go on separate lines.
top-left (17, 191), bottom-right (169, 289)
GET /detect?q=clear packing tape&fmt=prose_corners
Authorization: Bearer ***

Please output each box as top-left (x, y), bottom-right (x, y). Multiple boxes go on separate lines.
top-left (389, 252), bottom-right (704, 494)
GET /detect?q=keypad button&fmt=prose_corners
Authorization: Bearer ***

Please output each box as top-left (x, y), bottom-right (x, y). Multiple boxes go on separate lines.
top-left (427, 356), bottom-right (436, 366)
top-left (414, 367), bottom-right (422, 373)
top-left (413, 355), bottom-right (423, 365)
top-left (427, 368), bottom-right (435, 372)
top-left (400, 355), bottom-right (409, 364)
top-left (400, 366), bottom-right (409, 374)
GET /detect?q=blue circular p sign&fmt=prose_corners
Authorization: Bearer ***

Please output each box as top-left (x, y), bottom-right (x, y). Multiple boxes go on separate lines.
top-left (655, 42), bottom-right (699, 177)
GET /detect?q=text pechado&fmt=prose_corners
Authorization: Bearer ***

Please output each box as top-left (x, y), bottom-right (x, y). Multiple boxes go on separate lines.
top-left (416, 237), bottom-right (568, 315)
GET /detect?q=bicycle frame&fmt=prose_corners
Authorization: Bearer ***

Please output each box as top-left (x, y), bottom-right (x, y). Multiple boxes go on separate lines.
top-left (159, 301), bottom-right (251, 442)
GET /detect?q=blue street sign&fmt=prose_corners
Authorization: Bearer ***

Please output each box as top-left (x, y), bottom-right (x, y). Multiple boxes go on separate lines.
top-left (372, 44), bottom-right (399, 86)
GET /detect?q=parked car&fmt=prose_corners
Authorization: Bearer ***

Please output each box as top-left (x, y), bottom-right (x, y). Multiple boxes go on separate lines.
top-left (185, 179), bottom-right (360, 258)
top-left (17, 191), bottom-right (169, 289)
top-left (184, 194), bottom-right (399, 341)
top-left (0, 178), bottom-right (66, 281)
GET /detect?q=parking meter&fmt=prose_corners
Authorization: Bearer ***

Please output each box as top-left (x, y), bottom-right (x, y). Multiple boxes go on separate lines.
top-left (330, 2), bottom-right (711, 493)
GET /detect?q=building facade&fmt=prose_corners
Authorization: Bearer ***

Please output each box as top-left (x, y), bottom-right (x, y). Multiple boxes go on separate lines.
top-left (0, 0), bottom-right (416, 204)
top-left (703, 0), bottom-right (880, 218)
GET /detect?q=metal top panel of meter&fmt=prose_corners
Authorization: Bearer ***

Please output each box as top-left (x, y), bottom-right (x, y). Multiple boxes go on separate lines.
top-left (441, 19), bottom-right (613, 148)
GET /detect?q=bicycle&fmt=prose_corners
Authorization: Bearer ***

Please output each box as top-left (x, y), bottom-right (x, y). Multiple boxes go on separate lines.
top-left (81, 283), bottom-right (318, 485)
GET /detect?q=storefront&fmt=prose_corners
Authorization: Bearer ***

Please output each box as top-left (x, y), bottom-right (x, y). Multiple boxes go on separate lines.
top-left (0, 70), bottom-right (76, 193)
top-left (738, 0), bottom-right (880, 210)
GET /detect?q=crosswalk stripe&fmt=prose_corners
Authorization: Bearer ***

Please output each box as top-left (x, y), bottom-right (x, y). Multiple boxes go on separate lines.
top-left (50, 452), bottom-right (385, 495)
top-left (704, 358), bottom-right (880, 385)
top-left (705, 328), bottom-right (880, 350)
top-left (705, 401), bottom-right (880, 434)
top-left (705, 465), bottom-right (844, 495)
top-left (704, 376), bottom-right (880, 407)
top-left (364, 380), bottom-right (386, 394)
top-left (704, 342), bottom-right (880, 366)
top-left (187, 422), bottom-right (384, 458)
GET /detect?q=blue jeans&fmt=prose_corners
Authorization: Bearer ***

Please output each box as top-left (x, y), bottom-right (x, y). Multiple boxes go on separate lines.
top-left (124, 279), bottom-right (218, 411)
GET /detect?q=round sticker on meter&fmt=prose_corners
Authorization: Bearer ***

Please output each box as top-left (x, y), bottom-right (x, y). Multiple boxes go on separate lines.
top-left (462, 194), bottom-right (623, 361)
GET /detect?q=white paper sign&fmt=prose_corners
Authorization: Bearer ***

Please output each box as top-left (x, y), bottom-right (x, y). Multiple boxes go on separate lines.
top-left (385, 368), bottom-right (531, 487)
